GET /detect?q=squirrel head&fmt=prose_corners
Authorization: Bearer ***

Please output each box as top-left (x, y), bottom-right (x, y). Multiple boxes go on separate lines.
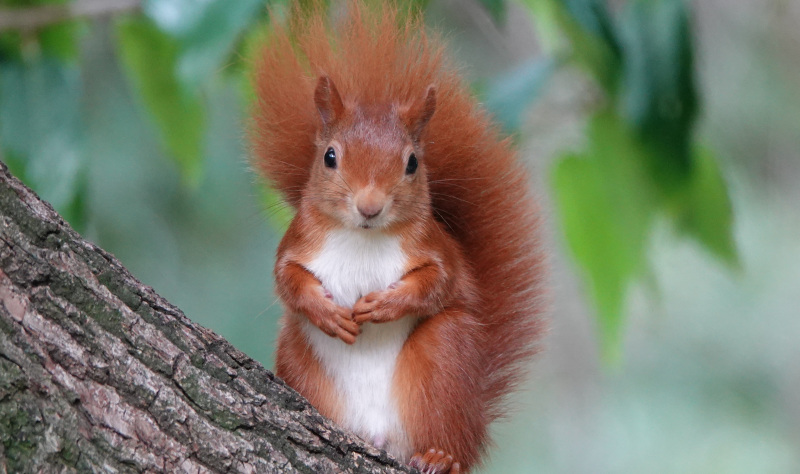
top-left (304, 75), bottom-right (437, 231)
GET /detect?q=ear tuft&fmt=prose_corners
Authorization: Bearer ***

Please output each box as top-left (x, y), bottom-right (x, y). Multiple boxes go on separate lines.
top-left (314, 76), bottom-right (344, 129)
top-left (404, 85), bottom-right (437, 141)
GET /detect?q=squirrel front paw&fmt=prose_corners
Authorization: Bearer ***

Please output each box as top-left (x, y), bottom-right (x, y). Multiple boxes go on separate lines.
top-left (352, 286), bottom-right (406, 324)
top-left (410, 448), bottom-right (461, 474)
top-left (304, 289), bottom-right (360, 344)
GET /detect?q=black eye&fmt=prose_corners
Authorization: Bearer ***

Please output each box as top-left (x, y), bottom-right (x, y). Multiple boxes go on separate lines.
top-left (405, 153), bottom-right (418, 175)
top-left (324, 147), bottom-right (337, 169)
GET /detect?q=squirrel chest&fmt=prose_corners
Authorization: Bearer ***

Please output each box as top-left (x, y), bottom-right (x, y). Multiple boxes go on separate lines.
top-left (303, 228), bottom-right (416, 452)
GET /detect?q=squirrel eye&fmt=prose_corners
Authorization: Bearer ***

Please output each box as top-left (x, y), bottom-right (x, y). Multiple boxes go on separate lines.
top-left (405, 153), bottom-right (418, 175)
top-left (323, 147), bottom-right (337, 169)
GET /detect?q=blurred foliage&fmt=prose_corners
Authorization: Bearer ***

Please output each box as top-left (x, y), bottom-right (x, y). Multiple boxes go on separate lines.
top-left (484, 57), bottom-right (556, 132)
top-left (552, 112), bottom-right (655, 360)
top-left (514, 0), bottom-right (737, 362)
top-left (0, 0), bottom-right (736, 363)
top-left (116, 16), bottom-right (207, 185)
top-left (0, 55), bottom-right (88, 229)
top-left (0, 0), bottom-right (85, 62)
top-left (478, 0), bottom-right (508, 23)
top-left (0, 0), bottom-right (88, 228)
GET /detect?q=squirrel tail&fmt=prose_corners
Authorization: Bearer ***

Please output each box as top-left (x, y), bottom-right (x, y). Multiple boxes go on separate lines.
top-left (252, 1), bottom-right (547, 422)
top-left (421, 72), bottom-right (547, 423)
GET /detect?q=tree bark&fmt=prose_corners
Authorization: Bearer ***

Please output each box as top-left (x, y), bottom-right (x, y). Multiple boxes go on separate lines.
top-left (0, 161), bottom-right (411, 473)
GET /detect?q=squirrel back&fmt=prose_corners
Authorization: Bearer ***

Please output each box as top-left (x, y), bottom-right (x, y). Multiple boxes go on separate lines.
top-left (252, 0), bottom-right (546, 453)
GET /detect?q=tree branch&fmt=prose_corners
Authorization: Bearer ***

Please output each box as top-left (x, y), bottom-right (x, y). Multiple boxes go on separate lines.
top-left (0, 161), bottom-right (412, 472)
top-left (0, 0), bottom-right (141, 32)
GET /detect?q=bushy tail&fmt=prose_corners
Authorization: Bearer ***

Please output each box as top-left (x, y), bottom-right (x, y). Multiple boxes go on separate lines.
top-left (251, 0), bottom-right (546, 421)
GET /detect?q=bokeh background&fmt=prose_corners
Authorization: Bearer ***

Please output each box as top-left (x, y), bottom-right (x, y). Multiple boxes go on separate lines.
top-left (1, 0), bottom-right (798, 472)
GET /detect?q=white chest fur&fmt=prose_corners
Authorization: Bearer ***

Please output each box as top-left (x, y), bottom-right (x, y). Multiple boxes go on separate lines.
top-left (304, 229), bottom-right (415, 457)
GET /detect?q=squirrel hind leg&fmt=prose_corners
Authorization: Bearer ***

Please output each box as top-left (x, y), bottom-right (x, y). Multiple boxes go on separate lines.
top-left (410, 448), bottom-right (461, 474)
top-left (395, 308), bottom-right (487, 471)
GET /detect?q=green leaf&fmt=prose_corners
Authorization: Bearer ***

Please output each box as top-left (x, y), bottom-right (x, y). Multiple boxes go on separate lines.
top-left (116, 16), bottom-right (205, 186)
top-left (551, 111), bottom-right (655, 362)
top-left (673, 147), bottom-right (738, 265)
top-left (484, 57), bottom-right (555, 132)
top-left (38, 20), bottom-right (84, 61)
top-left (529, 0), bottom-right (737, 365)
top-left (477, 0), bottom-right (507, 24)
top-left (617, 0), bottom-right (697, 189)
top-left (0, 0), bottom-right (84, 63)
top-left (0, 32), bottom-right (24, 63)
top-left (521, 0), bottom-right (622, 93)
top-left (143, 0), bottom-right (265, 89)
top-left (520, 0), bottom-right (561, 53)
top-left (562, 0), bottom-right (619, 46)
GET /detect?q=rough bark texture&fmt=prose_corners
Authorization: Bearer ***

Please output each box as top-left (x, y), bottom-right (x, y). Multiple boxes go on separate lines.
top-left (0, 161), bottom-right (412, 473)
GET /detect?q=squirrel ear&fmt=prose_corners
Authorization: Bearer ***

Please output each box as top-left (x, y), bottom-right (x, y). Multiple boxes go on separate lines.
top-left (314, 76), bottom-right (344, 129)
top-left (404, 85), bottom-right (437, 141)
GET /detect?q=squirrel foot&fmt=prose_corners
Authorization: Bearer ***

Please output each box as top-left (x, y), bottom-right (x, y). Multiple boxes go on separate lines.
top-left (409, 448), bottom-right (460, 474)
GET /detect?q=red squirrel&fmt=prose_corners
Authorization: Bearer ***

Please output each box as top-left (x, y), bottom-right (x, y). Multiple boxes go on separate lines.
top-left (251, 2), bottom-right (545, 472)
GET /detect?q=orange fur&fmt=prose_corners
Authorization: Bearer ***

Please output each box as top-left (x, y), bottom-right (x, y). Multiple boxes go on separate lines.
top-left (251, 2), bottom-right (546, 471)
top-left (275, 315), bottom-right (343, 419)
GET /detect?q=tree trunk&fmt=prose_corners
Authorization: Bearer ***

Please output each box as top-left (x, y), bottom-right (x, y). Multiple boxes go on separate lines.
top-left (0, 161), bottom-right (411, 473)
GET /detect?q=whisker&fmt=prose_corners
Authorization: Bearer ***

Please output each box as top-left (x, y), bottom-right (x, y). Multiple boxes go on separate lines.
top-left (251, 296), bottom-right (284, 321)
top-left (428, 177), bottom-right (488, 183)
top-left (428, 192), bottom-right (476, 207)
top-left (335, 172), bottom-right (356, 195)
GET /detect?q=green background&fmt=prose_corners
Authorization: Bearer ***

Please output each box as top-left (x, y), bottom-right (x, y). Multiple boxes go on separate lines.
top-left (1, 0), bottom-right (798, 472)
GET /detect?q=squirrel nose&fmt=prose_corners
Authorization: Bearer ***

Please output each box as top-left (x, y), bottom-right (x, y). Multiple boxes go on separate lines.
top-left (355, 189), bottom-right (386, 219)
top-left (357, 202), bottom-right (384, 219)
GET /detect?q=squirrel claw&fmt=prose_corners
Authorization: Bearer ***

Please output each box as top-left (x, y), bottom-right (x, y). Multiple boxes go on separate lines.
top-left (334, 310), bottom-right (360, 344)
top-left (410, 448), bottom-right (459, 474)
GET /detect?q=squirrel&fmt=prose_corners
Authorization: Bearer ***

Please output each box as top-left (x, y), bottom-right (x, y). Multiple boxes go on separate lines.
top-left (251, 2), bottom-right (545, 472)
